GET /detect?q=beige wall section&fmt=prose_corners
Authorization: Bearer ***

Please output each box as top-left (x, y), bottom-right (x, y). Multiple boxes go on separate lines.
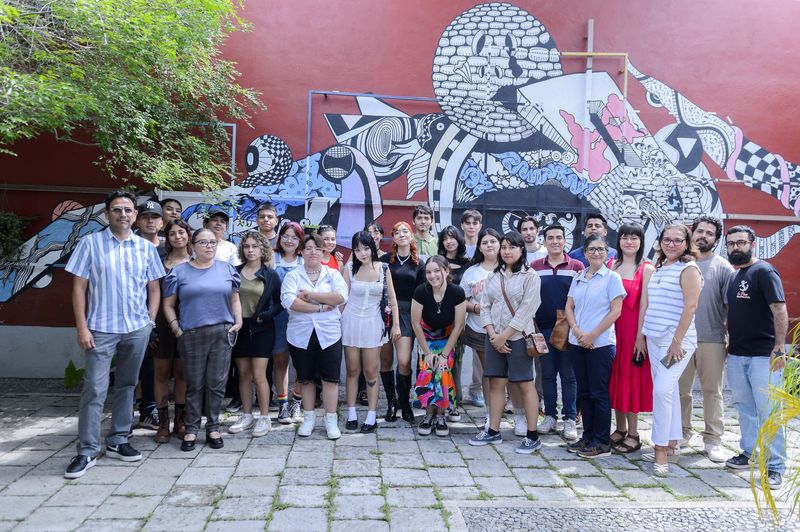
top-left (0, 326), bottom-right (83, 378)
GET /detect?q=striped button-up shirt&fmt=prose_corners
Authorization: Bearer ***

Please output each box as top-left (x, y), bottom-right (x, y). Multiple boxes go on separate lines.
top-left (66, 228), bottom-right (166, 333)
top-left (480, 267), bottom-right (541, 340)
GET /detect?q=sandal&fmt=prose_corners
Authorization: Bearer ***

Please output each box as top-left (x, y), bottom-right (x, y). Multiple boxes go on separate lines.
top-left (642, 446), bottom-right (681, 463)
top-left (653, 462), bottom-right (669, 477)
top-left (613, 434), bottom-right (641, 454)
top-left (610, 429), bottom-right (628, 446)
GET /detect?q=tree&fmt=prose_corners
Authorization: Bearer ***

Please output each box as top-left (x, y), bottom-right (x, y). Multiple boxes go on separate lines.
top-left (0, 0), bottom-right (263, 191)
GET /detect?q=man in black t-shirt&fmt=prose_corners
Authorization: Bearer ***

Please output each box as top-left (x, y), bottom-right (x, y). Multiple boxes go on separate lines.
top-left (722, 225), bottom-right (787, 490)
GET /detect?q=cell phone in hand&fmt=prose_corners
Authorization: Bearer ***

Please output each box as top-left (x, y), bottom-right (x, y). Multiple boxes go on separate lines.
top-left (660, 354), bottom-right (677, 369)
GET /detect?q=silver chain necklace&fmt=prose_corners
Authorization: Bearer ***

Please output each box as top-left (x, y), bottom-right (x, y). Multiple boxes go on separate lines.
top-left (396, 254), bottom-right (410, 266)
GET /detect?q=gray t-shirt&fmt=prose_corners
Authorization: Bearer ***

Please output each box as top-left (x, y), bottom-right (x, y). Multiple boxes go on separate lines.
top-left (695, 254), bottom-right (735, 343)
top-left (163, 260), bottom-right (240, 330)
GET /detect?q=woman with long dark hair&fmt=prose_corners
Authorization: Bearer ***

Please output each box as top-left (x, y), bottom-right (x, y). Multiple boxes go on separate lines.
top-left (469, 232), bottom-right (543, 454)
top-left (411, 255), bottom-right (466, 437)
top-left (640, 224), bottom-right (702, 475)
top-left (379, 221), bottom-right (425, 423)
top-left (608, 223), bottom-right (655, 453)
top-left (153, 219), bottom-right (191, 443)
top-left (342, 231), bottom-right (400, 432)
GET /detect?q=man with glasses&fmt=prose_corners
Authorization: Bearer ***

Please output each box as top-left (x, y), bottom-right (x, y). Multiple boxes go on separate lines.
top-left (64, 191), bottom-right (165, 478)
top-left (678, 216), bottom-right (734, 462)
top-left (723, 225), bottom-right (787, 490)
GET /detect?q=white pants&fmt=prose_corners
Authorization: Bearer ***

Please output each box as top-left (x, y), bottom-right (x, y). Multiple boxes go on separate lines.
top-left (647, 334), bottom-right (695, 447)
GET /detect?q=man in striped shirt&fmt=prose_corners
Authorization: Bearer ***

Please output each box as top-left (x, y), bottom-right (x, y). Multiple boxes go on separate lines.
top-left (64, 191), bottom-right (166, 479)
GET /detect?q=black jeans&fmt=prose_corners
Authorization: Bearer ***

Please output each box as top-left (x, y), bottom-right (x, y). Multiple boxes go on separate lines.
top-left (569, 344), bottom-right (615, 446)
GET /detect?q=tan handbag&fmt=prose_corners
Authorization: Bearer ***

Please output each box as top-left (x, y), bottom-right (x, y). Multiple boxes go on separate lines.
top-left (499, 274), bottom-right (548, 357)
top-left (549, 309), bottom-right (570, 352)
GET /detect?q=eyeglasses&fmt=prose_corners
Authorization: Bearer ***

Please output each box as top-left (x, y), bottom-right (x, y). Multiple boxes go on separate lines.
top-left (726, 239), bottom-right (751, 248)
top-left (109, 207), bottom-right (134, 215)
top-left (281, 235), bottom-right (300, 242)
top-left (661, 238), bottom-right (685, 246)
top-left (195, 240), bottom-right (218, 247)
top-left (586, 247), bottom-right (607, 254)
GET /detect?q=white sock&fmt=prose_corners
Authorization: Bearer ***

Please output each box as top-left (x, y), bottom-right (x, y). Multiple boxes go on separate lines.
top-left (515, 408), bottom-right (524, 416)
top-left (365, 410), bottom-right (376, 425)
top-left (348, 407), bottom-right (357, 421)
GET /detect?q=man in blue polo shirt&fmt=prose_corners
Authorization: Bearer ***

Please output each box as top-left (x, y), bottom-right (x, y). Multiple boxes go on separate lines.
top-left (531, 224), bottom-right (584, 441)
top-left (64, 191), bottom-right (165, 479)
top-left (569, 213), bottom-right (617, 266)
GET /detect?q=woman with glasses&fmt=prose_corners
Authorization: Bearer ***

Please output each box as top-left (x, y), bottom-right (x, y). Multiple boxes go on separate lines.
top-left (228, 232), bottom-right (282, 438)
top-left (162, 228), bottom-right (242, 451)
top-left (342, 231), bottom-right (400, 432)
top-left (273, 222), bottom-right (305, 424)
top-left (153, 220), bottom-right (191, 443)
top-left (640, 224), bottom-right (701, 475)
top-left (281, 234), bottom-right (348, 439)
top-left (563, 235), bottom-right (626, 458)
top-left (608, 223), bottom-right (655, 454)
top-left (379, 221), bottom-right (425, 423)
top-left (468, 232), bottom-right (542, 454)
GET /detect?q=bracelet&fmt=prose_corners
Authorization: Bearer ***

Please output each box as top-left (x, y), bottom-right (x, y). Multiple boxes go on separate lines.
top-left (169, 319), bottom-right (178, 325)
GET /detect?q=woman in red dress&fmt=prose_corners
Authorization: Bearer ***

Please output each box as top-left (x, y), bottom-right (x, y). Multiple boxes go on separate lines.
top-left (609, 223), bottom-right (654, 453)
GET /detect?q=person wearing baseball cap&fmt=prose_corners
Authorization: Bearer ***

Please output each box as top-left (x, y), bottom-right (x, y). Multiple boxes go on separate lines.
top-left (204, 206), bottom-right (240, 266)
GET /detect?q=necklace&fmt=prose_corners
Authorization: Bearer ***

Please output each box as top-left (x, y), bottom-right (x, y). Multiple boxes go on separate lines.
top-left (396, 254), bottom-right (410, 266)
top-left (305, 268), bottom-right (321, 276)
top-left (433, 287), bottom-right (445, 314)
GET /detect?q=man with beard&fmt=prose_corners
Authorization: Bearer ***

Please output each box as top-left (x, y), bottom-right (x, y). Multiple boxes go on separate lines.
top-left (677, 216), bottom-right (734, 462)
top-left (723, 225), bottom-right (788, 490)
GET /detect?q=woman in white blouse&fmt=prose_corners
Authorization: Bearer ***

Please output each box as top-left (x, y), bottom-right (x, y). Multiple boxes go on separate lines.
top-left (281, 234), bottom-right (348, 440)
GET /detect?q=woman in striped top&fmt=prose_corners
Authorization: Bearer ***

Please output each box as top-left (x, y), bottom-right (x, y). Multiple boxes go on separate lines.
top-left (639, 224), bottom-right (702, 475)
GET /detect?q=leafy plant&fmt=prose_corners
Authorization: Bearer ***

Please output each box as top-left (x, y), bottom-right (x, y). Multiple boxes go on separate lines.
top-left (63, 359), bottom-right (84, 389)
top-left (0, 0), bottom-right (264, 190)
top-left (751, 321), bottom-right (800, 522)
top-left (0, 210), bottom-right (34, 259)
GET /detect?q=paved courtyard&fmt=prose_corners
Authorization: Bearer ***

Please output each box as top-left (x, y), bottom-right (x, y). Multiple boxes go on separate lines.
top-left (0, 379), bottom-right (797, 531)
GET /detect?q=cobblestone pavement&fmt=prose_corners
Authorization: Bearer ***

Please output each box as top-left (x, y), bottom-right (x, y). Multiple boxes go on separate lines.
top-left (0, 382), bottom-right (797, 531)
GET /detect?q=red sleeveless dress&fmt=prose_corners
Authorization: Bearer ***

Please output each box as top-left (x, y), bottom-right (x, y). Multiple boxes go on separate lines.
top-left (609, 262), bottom-right (653, 413)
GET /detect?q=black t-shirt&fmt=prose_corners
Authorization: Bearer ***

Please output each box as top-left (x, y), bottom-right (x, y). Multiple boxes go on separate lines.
top-left (381, 254), bottom-right (425, 303)
top-left (447, 256), bottom-right (471, 286)
top-left (412, 282), bottom-right (466, 331)
top-left (726, 260), bottom-right (785, 356)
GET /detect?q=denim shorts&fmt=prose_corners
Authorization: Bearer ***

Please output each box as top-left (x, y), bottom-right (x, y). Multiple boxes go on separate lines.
top-left (483, 336), bottom-right (535, 383)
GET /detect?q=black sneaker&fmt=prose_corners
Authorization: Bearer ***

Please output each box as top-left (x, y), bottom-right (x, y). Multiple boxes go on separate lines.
top-left (106, 443), bottom-right (143, 462)
top-left (345, 419), bottom-right (359, 431)
top-left (277, 402), bottom-right (292, 424)
top-left (138, 411), bottom-right (159, 430)
top-left (768, 470), bottom-right (782, 491)
top-left (226, 397), bottom-right (243, 413)
top-left (567, 438), bottom-right (590, 454)
top-left (418, 415), bottom-right (434, 436)
top-left (725, 453), bottom-right (751, 470)
top-left (434, 416), bottom-right (449, 437)
top-left (64, 455), bottom-right (96, 479)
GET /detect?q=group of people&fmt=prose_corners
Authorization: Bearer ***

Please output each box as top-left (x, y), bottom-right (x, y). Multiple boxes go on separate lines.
top-left (63, 191), bottom-right (789, 492)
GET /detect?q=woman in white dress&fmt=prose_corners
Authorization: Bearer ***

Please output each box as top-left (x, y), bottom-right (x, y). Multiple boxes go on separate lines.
top-left (342, 231), bottom-right (400, 432)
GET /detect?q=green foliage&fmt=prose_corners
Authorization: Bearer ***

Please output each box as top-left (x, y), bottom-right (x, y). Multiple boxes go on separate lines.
top-left (0, 0), bottom-right (264, 191)
top-left (752, 321), bottom-right (800, 523)
top-left (64, 359), bottom-right (84, 389)
top-left (0, 210), bottom-right (34, 259)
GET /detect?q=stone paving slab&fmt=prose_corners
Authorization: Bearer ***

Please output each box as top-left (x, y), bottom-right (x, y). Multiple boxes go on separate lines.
top-left (0, 386), bottom-right (797, 531)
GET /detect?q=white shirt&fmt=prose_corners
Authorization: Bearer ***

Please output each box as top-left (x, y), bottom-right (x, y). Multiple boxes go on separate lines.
top-left (281, 265), bottom-right (349, 349)
top-left (215, 239), bottom-right (241, 266)
top-left (526, 248), bottom-right (548, 265)
top-left (459, 263), bottom-right (494, 332)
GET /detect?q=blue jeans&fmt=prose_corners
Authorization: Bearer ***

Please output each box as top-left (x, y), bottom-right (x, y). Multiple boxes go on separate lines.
top-left (77, 325), bottom-right (152, 457)
top-left (727, 355), bottom-right (786, 474)
top-left (540, 328), bottom-right (576, 420)
top-left (569, 343), bottom-right (615, 446)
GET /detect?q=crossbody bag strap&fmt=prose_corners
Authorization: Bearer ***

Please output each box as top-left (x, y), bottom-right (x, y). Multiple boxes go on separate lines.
top-left (499, 273), bottom-right (516, 317)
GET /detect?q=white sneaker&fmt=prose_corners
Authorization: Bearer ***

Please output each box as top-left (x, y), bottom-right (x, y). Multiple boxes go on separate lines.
top-left (229, 413), bottom-right (255, 434)
top-left (537, 415), bottom-right (558, 434)
top-left (513, 414), bottom-right (527, 437)
top-left (298, 411), bottom-right (315, 437)
top-left (562, 419), bottom-right (578, 441)
top-left (704, 443), bottom-right (728, 463)
top-left (253, 416), bottom-right (271, 437)
top-left (325, 413), bottom-right (341, 440)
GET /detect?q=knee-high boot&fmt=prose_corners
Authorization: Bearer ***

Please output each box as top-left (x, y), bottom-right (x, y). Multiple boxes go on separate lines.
top-left (397, 372), bottom-right (415, 424)
top-left (380, 371), bottom-right (398, 422)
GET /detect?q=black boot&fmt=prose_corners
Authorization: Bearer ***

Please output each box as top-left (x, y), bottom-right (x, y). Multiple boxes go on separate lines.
top-left (397, 372), bottom-right (415, 424)
top-left (380, 371), bottom-right (398, 422)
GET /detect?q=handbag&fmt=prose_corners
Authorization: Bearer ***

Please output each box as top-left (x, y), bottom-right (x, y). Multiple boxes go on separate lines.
top-left (379, 263), bottom-right (392, 337)
top-left (499, 274), bottom-right (548, 357)
top-left (549, 309), bottom-right (570, 352)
